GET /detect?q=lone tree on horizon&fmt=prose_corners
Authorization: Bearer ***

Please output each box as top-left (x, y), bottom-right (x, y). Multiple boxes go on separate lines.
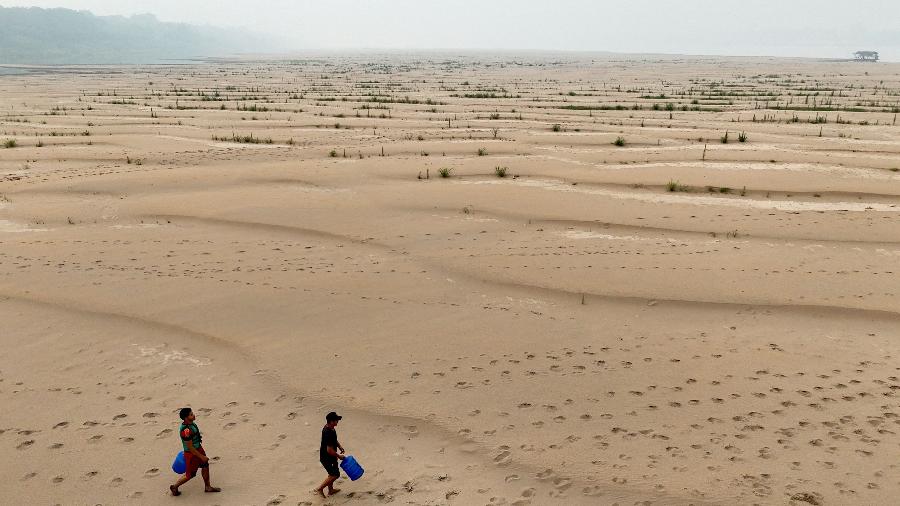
top-left (854, 51), bottom-right (879, 62)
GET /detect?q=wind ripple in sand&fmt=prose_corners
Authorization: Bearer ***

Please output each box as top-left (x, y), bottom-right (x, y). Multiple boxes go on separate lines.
top-left (533, 154), bottom-right (900, 181)
top-left (459, 178), bottom-right (900, 212)
top-left (601, 160), bottom-right (900, 180)
top-left (155, 134), bottom-right (290, 149)
top-left (563, 230), bottom-right (645, 242)
top-left (0, 219), bottom-right (49, 233)
top-left (561, 230), bottom-right (723, 246)
top-left (137, 345), bottom-right (211, 366)
top-left (109, 224), bottom-right (163, 230)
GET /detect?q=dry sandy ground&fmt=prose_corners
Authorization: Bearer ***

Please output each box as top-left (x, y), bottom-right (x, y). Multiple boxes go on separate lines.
top-left (1, 53), bottom-right (899, 505)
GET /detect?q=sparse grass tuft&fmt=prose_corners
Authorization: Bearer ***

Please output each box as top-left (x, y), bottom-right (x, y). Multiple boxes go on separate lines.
top-left (666, 180), bottom-right (690, 192)
top-left (737, 132), bottom-right (748, 143)
top-left (329, 149), bottom-right (338, 158)
top-left (477, 147), bottom-right (488, 156)
top-left (720, 131), bottom-right (729, 144)
top-left (495, 166), bottom-right (508, 178)
top-left (3, 139), bottom-right (17, 148)
top-left (613, 136), bottom-right (626, 147)
top-left (438, 167), bottom-right (452, 178)
top-left (552, 124), bottom-right (562, 132)
top-left (212, 133), bottom-right (272, 144)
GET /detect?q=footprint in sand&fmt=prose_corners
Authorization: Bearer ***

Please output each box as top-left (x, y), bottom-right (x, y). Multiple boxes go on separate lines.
top-left (49, 442), bottom-right (64, 449)
top-left (22, 472), bottom-right (37, 481)
top-left (113, 414), bottom-right (128, 420)
top-left (554, 477), bottom-right (572, 491)
top-left (109, 477), bottom-right (124, 487)
top-left (17, 440), bottom-right (35, 450)
top-left (791, 491), bottom-right (823, 504)
top-left (52, 421), bottom-right (69, 429)
top-left (494, 451), bottom-right (511, 465)
top-left (51, 476), bottom-right (65, 484)
top-left (536, 469), bottom-right (555, 480)
top-left (144, 468), bottom-right (160, 478)
top-left (583, 485), bottom-right (605, 496)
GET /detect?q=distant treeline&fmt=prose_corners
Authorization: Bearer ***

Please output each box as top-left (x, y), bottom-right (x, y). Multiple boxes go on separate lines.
top-left (0, 6), bottom-right (275, 64)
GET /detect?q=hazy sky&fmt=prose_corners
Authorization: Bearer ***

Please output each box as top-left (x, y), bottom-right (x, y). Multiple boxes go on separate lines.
top-left (4, 0), bottom-right (900, 60)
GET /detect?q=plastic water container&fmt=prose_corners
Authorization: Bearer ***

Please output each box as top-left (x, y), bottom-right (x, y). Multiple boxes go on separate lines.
top-left (171, 451), bottom-right (186, 474)
top-left (340, 455), bottom-right (364, 481)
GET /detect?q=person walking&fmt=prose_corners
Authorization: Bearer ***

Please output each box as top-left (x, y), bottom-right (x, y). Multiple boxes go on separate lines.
top-left (315, 411), bottom-right (346, 498)
top-left (170, 407), bottom-right (221, 496)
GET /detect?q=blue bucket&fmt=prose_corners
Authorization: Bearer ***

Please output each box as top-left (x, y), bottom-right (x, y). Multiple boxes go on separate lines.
top-left (171, 451), bottom-right (186, 474)
top-left (340, 455), bottom-right (364, 481)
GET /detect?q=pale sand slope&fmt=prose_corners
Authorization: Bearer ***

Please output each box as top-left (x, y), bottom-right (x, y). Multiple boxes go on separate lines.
top-left (1, 54), bottom-right (900, 505)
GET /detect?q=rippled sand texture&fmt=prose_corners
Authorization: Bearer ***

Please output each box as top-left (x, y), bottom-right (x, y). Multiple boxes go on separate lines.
top-left (1, 54), bottom-right (899, 505)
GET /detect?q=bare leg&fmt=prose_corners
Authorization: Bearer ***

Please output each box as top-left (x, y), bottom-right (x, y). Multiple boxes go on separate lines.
top-left (201, 468), bottom-right (221, 493)
top-left (315, 475), bottom-right (337, 498)
top-left (170, 474), bottom-right (192, 496)
top-left (328, 482), bottom-right (341, 495)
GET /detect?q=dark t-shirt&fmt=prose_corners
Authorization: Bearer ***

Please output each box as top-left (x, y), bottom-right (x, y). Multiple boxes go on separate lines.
top-left (320, 426), bottom-right (339, 462)
top-left (179, 422), bottom-right (202, 452)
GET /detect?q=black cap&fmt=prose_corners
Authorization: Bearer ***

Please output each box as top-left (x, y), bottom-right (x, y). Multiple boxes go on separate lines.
top-left (326, 411), bottom-right (342, 422)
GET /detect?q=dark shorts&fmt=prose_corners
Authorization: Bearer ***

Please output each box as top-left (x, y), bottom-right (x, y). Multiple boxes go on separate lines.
top-left (184, 447), bottom-right (209, 478)
top-left (321, 458), bottom-right (340, 478)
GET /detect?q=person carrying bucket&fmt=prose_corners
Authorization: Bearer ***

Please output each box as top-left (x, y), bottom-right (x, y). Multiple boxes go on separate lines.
top-left (170, 407), bottom-right (221, 496)
top-left (316, 411), bottom-right (347, 498)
